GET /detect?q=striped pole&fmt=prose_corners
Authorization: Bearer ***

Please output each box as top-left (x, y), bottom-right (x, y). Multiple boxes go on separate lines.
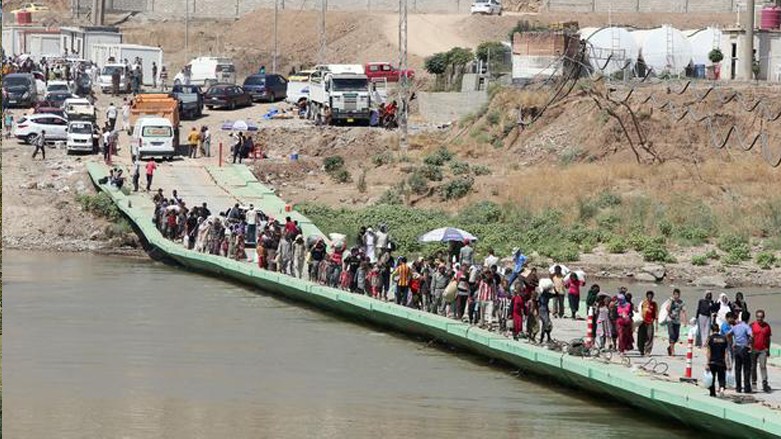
top-left (685, 332), bottom-right (693, 378)
top-left (585, 306), bottom-right (594, 347)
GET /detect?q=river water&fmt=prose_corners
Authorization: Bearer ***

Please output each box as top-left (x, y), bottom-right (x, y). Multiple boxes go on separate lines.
top-left (1, 250), bottom-right (724, 438)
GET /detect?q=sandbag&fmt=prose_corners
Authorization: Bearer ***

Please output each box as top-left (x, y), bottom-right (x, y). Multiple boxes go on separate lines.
top-left (443, 280), bottom-right (458, 301)
top-left (726, 370), bottom-right (736, 388)
top-left (538, 278), bottom-right (554, 292)
top-left (658, 299), bottom-right (671, 325)
top-left (564, 270), bottom-right (586, 283)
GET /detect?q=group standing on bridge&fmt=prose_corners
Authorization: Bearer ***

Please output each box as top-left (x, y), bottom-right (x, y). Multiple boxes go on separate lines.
top-left (146, 188), bottom-right (772, 398)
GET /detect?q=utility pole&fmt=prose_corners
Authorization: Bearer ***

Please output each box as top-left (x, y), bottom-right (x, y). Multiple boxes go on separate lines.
top-left (273, 0), bottom-right (279, 73)
top-left (398, 0), bottom-right (408, 154)
top-left (236, 0), bottom-right (240, 18)
top-left (739, 0), bottom-right (756, 80)
top-left (185, 0), bottom-right (190, 61)
top-left (91, 0), bottom-right (105, 25)
top-left (319, 0), bottom-right (327, 63)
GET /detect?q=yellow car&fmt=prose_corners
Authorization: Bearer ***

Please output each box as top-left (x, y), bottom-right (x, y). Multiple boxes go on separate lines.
top-left (288, 69), bottom-right (315, 82)
top-left (10, 3), bottom-right (51, 13)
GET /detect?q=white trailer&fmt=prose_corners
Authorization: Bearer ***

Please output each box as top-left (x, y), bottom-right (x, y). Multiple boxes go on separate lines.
top-left (27, 33), bottom-right (61, 61)
top-left (90, 44), bottom-right (163, 86)
top-left (60, 26), bottom-right (122, 59)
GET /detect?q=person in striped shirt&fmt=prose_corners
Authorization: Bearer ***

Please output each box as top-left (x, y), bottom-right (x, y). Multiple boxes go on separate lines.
top-left (478, 268), bottom-right (497, 328)
top-left (393, 257), bottom-right (411, 306)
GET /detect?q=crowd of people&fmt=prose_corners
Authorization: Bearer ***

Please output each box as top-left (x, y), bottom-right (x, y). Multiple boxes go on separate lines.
top-left (144, 187), bottom-right (774, 399)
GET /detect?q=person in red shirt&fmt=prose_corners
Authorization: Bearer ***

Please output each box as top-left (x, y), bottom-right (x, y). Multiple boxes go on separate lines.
top-left (637, 291), bottom-right (658, 357)
top-left (145, 160), bottom-right (157, 191)
top-left (511, 285), bottom-right (525, 341)
top-left (751, 310), bottom-right (773, 393)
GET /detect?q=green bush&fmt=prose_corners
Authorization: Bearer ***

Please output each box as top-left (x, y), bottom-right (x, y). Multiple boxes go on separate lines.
top-left (439, 176), bottom-right (474, 200)
top-left (423, 147), bottom-right (454, 166)
top-left (323, 156), bottom-right (345, 173)
top-left (596, 213), bottom-right (621, 231)
top-left (458, 201), bottom-right (503, 223)
top-left (421, 164), bottom-right (444, 181)
top-left (596, 191), bottom-right (622, 208)
top-left (450, 160), bottom-right (471, 175)
top-left (691, 255), bottom-right (708, 266)
top-left (606, 236), bottom-right (628, 254)
top-left (330, 169), bottom-right (352, 183)
top-left (642, 242), bottom-right (675, 263)
top-left (674, 225), bottom-right (710, 247)
top-left (756, 251), bottom-right (778, 270)
top-left (372, 152), bottom-right (394, 167)
top-left (705, 249), bottom-right (720, 260)
top-left (559, 147), bottom-right (584, 165)
top-left (486, 111), bottom-right (501, 125)
top-left (374, 188), bottom-right (402, 206)
top-left (473, 165), bottom-right (492, 176)
top-left (408, 171), bottom-right (429, 195)
top-left (717, 233), bottom-right (751, 262)
top-left (578, 199), bottom-right (598, 221)
top-left (658, 219), bottom-right (673, 237)
top-left (76, 193), bottom-right (123, 222)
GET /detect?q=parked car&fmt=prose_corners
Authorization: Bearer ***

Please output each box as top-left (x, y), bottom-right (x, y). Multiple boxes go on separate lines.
top-left (63, 97), bottom-right (97, 122)
top-left (66, 120), bottom-right (98, 154)
top-left (98, 64), bottom-right (132, 94)
top-left (12, 113), bottom-right (68, 144)
top-left (132, 117), bottom-right (176, 159)
top-left (2, 73), bottom-right (39, 108)
top-left (170, 84), bottom-right (204, 119)
top-left (204, 84), bottom-right (252, 110)
top-left (470, 0), bottom-right (502, 15)
top-left (46, 80), bottom-right (73, 95)
top-left (41, 91), bottom-right (74, 109)
top-left (33, 106), bottom-right (67, 119)
top-left (364, 62), bottom-right (415, 82)
top-left (10, 2), bottom-right (50, 13)
top-left (243, 74), bottom-right (288, 102)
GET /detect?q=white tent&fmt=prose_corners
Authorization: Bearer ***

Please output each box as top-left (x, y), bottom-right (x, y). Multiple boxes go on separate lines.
top-left (580, 26), bottom-right (639, 75)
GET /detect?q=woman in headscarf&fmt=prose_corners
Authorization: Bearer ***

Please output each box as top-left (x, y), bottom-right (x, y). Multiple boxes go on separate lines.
top-left (234, 230), bottom-right (247, 261)
top-left (732, 292), bottom-right (749, 321)
top-left (616, 294), bottom-right (634, 353)
top-left (715, 293), bottom-right (732, 327)
top-left (695, 290), bottom-right (715, 347)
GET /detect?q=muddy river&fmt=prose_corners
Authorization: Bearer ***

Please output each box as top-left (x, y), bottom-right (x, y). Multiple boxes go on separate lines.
top-left (6, 250), bottom-right (769, 438)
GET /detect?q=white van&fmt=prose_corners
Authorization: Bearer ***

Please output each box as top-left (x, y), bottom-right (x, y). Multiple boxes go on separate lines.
top-left (173, 57), bottom-right (235, 87)
top-left (132, 117), bottom-right (176, 160)
top-left (66, 120), bottom-right (97, 154)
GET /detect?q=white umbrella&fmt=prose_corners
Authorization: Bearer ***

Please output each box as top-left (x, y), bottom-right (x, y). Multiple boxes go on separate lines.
top-left (418, 227), bottom-right (477, 243)
top-left (221, 120), bottom-right (258, 131)
top-left (548, 264), bottom-right (570, 275)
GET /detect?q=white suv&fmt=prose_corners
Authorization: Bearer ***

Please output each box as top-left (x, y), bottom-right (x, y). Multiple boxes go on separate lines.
top-left (471, 0), bottom-right (502, 15)
top-left (13, 113), bottom-right (68, 144)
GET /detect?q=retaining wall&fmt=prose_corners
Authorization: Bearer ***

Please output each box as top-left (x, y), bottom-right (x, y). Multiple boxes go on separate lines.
top-left (86, 162), bottom-right (781, 439)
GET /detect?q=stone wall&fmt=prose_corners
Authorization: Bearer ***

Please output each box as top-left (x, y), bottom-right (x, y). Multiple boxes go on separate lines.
top-left (417, 90), bottom-right (488, 124)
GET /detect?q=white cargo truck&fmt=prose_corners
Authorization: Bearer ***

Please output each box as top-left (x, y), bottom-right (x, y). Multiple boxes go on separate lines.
top-left (90, 43), bottom-right (164, 87)
top-left (307, 65), bottom-right (371, 125)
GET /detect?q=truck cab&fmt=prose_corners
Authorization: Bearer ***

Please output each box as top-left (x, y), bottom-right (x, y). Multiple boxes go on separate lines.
top-left (308, 67), bottom-right (371, 125)
top-left (170, 84), bottom-right (204, 119)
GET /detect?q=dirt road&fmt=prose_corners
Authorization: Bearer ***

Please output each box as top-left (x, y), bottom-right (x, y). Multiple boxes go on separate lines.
top-left (381, 13), bottom-right (474, 58)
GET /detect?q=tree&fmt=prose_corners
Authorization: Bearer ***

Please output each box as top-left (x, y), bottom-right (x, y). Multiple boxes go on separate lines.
top-left (424, 52), bottom-right (449, 75)
top-left (447, 47), bottom-right (473, 67)
top-left (476, 41), bottom-right (508, 62)
top-left (708, 48), bottom-right (724, 64)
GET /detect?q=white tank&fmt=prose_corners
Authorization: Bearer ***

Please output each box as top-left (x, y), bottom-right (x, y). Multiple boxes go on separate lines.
top-left (685, 27), bottom-right (723, 66)
top-left (580, 26), bottom-right (639, 75)
top-left (632, 25), bottom-right (693, 75)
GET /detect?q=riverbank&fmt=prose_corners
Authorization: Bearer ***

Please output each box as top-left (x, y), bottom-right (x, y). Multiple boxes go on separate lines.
top-left (1, 134), bottom-right (142, 255)
top-left (86, 161), bottom-right (781, 439)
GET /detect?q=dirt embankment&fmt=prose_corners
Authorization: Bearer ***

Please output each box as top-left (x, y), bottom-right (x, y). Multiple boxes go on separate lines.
top-left (2, 140), bottom-right (141, 254)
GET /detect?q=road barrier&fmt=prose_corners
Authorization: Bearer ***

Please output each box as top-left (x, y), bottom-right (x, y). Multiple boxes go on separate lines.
top-left (86, 162), bottom-right (781, 439)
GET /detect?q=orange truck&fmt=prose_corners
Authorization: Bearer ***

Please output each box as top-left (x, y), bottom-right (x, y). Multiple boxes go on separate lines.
top-left (129, 93), bottom-right (181, 150)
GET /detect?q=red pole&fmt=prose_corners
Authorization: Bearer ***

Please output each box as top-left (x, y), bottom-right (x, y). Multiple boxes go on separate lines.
top-left (685, 331), bottom-right (694, 378)
top-left (586, 306), bottom-right (594, 347)
top-left (219, 142), bottom-right (223, 167)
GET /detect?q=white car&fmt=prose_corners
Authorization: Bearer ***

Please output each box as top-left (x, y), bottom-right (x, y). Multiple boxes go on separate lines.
top-left (66, 120), bottom-right (97, 154)
top-left (471, 0), bottom-right (502, 15)
top-left (13, 113), bottom-right (68, 144)
top-left (46, 80), bottom-right (72, 95)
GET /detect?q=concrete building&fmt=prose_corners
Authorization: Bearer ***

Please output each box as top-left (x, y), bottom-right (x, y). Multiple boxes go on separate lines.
top-left (511, 32), bottom-right (580, 83)
top-left (60, 26), bottom-right (122, 59)
top-left (719, 28), bottom-right (781, 81)
top-left (2, 25), bottom-right (60, 59)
